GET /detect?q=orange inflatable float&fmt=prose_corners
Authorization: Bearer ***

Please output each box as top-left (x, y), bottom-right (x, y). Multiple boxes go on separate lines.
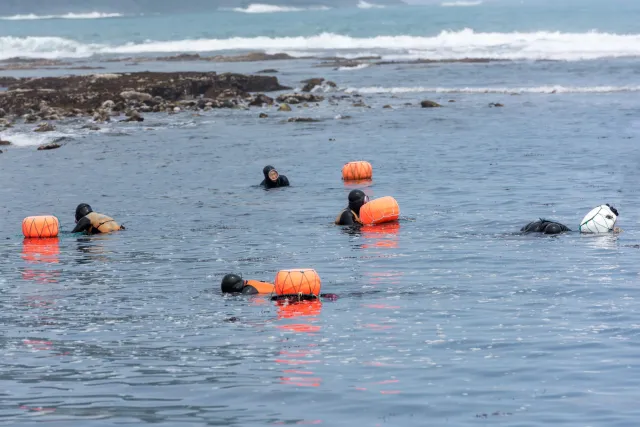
top-left (274, 269), bottom-right (321, 298)
top-left (359, 196), bottom-right (400, 225)
top-left (342, 161), bottom-right (373, 181)
top-left (22, 216), bottom-right (59, 238)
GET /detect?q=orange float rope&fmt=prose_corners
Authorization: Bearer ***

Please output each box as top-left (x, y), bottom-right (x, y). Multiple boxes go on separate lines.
top-left (342, 161), bottom-right (373, 181)
top-left (359, 196), bottom-right (400, 225)
top-left (273, 269), bottom-right (321, 301)
top-left (22, 215), bottom-right (59, 238)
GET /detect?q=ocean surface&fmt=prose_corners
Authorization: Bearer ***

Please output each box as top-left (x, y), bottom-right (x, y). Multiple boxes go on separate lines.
top-left (2, 1), bottom-right (640, 426)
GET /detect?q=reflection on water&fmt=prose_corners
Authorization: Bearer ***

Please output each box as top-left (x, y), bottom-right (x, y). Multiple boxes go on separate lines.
top-left (361, 222), bottom-right (400, 249)
top-left (274, 300), bottom-right (324, 392)
top-left (21, 238), bottom-right (60, 283)
top-left (75, 237), bottom-right (112, 264)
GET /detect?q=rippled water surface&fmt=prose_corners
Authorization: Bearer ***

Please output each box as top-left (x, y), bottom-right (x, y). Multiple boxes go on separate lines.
top-left (3, 23), bottom-right (640, 427)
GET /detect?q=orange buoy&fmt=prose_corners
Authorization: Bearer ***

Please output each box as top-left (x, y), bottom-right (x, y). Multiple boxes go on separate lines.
top-left (342, 161), bottom-right (372, 181)
top-left (22, 216), bottom-right (59, 238)
top-left (359, 196), bottom-right (400, 225)
top-left (275, 269), bottom-right (321, 297)
top-left (245, 280), bottom-right (276, 294)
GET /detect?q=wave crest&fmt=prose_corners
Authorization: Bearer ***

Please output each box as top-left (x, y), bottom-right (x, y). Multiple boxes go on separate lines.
top-left (0, 12), bottom-right (123, 20)
top-left (441, 1), bottom-right (482, 6)
top-left (357, 1), bottom-right (386, 9)
top-left (231, 4), bottom-right (330, 13)
top-left (2, 29), bottom-right (640, 62)
top-left (345, 85), bottom-right (640, 94)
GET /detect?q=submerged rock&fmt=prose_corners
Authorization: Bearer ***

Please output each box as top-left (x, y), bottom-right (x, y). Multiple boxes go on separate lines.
top-left (37, 142), bottom-right (61, 150)
top-left (259, 113), bottom-right (269, 118)
top-left (278, 104), bottom-right (292, 112)
top-left (383, 105), bottom-right (392, 109)
top-left (287, 117), bottom-right (320, 123)
top-left (122, 111), bottom-right (144, 122)
top-left (276, 93), bottom-right (324, 105)
top-left (421, 100), bottom-right (442, 108)
top-left (81, 124), bottom-right (101, 131)
top-left (489, 102), bottom-right (504, 107)
top-left (0, 139), bottom-right (11, 146)
top-left (257, 69), bottom-right (278, 74)
top-left (34, 122), bottom-right (55, 132)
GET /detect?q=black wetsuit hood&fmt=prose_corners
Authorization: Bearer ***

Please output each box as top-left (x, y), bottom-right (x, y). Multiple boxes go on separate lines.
top-left (75, 203), bottom-right (93, 222)
top-left (521, 218), bottom-right (571, 234)
top-left (261, 165), bottom-right (289, 188)
top-left (348, 189), bottom-right (367, 214)
top-left (221, 274), bottom-right (245, 293)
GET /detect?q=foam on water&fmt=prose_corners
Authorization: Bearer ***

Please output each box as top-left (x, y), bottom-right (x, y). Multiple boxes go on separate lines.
top-left (230, 4), bottom-right (330, 13)
top-left (346, 85), bottom-right (640, 94)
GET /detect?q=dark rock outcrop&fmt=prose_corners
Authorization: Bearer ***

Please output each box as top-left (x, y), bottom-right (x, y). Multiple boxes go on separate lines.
top-left (259, 113), bottom-right (269, 118)
top-left (0, 139), bottom-right (11, 146)
top-left (489, 102), bottom-right (504, 107)
top-left (302, 78), bottom-right (325, 92)
top-left (421, 100), bottom-right (442, 108)
top-left (276, 93), bottom-right (324, 104)
top-left (0, 72), bottom-right (292, 119)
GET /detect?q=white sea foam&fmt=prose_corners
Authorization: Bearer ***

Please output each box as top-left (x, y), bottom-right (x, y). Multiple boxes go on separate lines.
top-left (231, 4), bottom-right (330, 13)
top-left (357, 1), bottom-right (386, 9)
top-left (2, 29), bottom-right (640, 61)
top-left (338, 63), bottom-right (371, 71)
top-left (345, 85), bottom-right (640, 94)
top-left (441, 1), bottom-right (482, 7)
top-left (0, 132), bottom-right (68, 147)
top-left (0, 12), bottom-right (123, 20)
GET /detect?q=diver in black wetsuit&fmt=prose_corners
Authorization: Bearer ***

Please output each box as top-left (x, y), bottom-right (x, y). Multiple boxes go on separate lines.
top-left (521, 219), bottom-right (571, 235)
top-left (260, 165), bottom-right (290, 188)
top-left (71, 203), bottom-right (124, 234)
top-left (220, 273), bottom-right (275, 294)
top-left (335, 189), bottom-right (369, 226)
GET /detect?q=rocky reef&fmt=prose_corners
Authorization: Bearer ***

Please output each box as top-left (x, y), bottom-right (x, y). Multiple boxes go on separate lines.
top-left (0, 71), bottom-right (292, 122)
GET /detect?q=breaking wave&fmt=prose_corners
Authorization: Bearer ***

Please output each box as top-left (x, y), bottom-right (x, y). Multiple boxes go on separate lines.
top-left (0, 12), bottom-right (123, 20)
top-left (2, 29), bottom-right (640, 61)
top-left (231, 4), bottom-right (330, 13)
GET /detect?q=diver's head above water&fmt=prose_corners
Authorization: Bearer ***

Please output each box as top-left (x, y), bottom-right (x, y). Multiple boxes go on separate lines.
top-left (348, 189), bottom-right (369, 214)
top-left (579, 204), bottom-right (619, 233)
top-left (75, 203), bottom-right (93, 222)
top-left (263, 165), bottom-right (279, 182)
top-left (221, 273), bottom-right (245, 293)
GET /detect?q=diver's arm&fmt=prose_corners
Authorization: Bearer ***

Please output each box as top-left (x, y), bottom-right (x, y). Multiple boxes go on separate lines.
top-left (71, 217), bottom-right (91, 233)
top-left (242, 286), bottom-right (259, 295)
top-left (279, 175), bottom-right (290, 186)
top-left (260, 179), bottom-right (266, 186)
top-left (337, 210), bottom-right (355, 226)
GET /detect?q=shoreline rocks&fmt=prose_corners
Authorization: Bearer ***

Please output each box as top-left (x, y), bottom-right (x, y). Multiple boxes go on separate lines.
top-left (0, 71), bottom-right (292, 121)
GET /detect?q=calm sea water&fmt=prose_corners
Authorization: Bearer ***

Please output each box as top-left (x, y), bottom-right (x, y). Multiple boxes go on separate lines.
top-left (2, 1), bottom-right (640, 426)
